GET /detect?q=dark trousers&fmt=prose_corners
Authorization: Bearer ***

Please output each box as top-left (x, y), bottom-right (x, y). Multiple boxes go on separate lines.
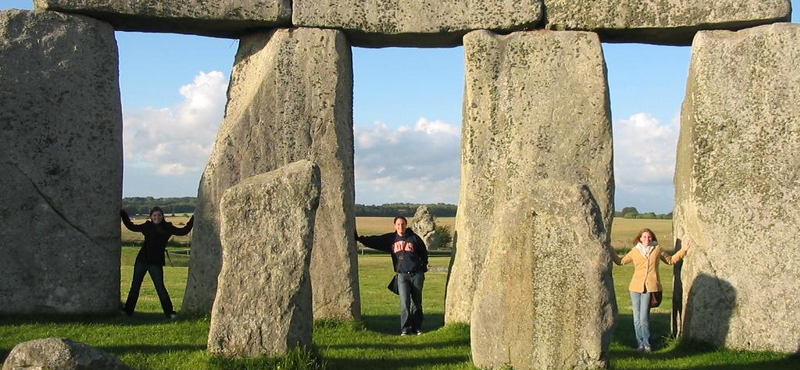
top-left (397, 271), bottom-right (425, 333)
top-left (124, 261), bottom-right (174, 317)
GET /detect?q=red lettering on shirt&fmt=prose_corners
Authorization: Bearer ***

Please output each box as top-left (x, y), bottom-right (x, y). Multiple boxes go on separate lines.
top-left (392, 240), bottom-right (415, 253)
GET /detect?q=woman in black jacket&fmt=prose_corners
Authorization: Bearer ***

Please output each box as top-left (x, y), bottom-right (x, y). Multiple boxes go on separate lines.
top-left (356, 216), bottom-right (428, 335)
top-left (120, 207), bottom-right (193, 318)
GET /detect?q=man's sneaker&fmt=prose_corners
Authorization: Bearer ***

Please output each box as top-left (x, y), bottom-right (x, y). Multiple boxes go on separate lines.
top-left (643, 346), bottom-right (652, 353)
top-left (168, 313), bottom-right (178, 320)
top-left (415, 330), bottom-right (423, 336)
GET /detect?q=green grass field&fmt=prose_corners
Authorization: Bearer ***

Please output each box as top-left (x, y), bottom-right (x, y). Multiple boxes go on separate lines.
top-left (2, 218), bottom-right (797, 369)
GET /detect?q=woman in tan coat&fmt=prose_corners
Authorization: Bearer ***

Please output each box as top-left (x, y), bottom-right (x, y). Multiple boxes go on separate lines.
top-left (611, 228), bottom-right (691, 352)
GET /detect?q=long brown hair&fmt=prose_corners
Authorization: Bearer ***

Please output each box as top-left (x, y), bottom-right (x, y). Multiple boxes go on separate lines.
top-left (632, 228), bottom-right (657, 246)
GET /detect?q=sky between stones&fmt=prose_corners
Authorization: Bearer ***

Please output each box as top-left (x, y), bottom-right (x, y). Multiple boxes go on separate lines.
top-left (4, 0), bottom-right (798, 214)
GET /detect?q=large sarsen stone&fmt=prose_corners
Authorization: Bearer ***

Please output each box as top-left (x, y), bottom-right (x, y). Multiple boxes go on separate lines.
top-left (208, 160), bottom-right (320, 358)
top-left (33, 0), bottom-right (291, 38)
top-left (292, 0), bottom-right (542, 47)
top-left (446, 29), bottom-right (614, 324)
top-left (183, 28), bottom-right (360, 321)
top-left (544, 0), bottom-right (791, 45)
top-left (471, 182), bottom-right (615, 370)
top-left (0, 10), bottom-right (122, 315)
top-left (674, 23), bottom-right (800, 353)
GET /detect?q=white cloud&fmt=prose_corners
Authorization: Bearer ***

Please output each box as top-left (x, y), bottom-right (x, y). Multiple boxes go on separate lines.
top-left (613, 112), bottom-right (679, 210)
top-left (355, 117), bottom-right (461, 204)
top-left (123, 71), bottom-right (228, 176)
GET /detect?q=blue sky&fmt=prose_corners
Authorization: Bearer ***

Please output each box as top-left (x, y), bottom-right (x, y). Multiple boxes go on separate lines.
top-left (4, 1), bottom-right (797, 213)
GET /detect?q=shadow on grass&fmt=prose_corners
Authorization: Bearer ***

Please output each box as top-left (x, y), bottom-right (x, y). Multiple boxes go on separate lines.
top-left (362, 313), bottom-right (445, 335)
top-left (325, 355), bottom-right (469, 370)
top-left (0, 312), bottom-right (188, 327)
top-left (322, 337), bottom-right (469, 351)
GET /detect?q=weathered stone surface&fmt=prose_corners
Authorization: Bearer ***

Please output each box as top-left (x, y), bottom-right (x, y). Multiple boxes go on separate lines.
top-left (0, 10), bottom-right (122, 314)
top-left (33, 0), bottom-right (291, 38)
top-left (2, 338), bottom-right (129, 370)
top-left (292, 0), bottom-right (542, 47)
top-left (472, 182), bottom-right (615, 370)
top-left (409, 205), bottom-right (438, 249)
top-left (208, 161), bottom-right (320, 358)
top-left (183, 28), bottom-right (360, 320)
top-left (674, 23), bottom-right (800, 353)
top-left (544, 0), bottom-right (791, 45)
top-left (446, 29), bottom-right (614, 324)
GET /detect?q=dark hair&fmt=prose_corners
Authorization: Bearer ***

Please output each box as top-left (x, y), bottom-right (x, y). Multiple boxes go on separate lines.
top-left (149, 206), bottom-right (164, 217)
top-left (393, 216), bottom-right (407, 224)
top-left (632, 228), bottom-right (657, 246)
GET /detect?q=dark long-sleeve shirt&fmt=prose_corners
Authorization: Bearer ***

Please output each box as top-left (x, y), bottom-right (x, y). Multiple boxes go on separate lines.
top-left (357, 229), bottom-right (428, 273)
top-left (121, 211), bottom-right (193, 266)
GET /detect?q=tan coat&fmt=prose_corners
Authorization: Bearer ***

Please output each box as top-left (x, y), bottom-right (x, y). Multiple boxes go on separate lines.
top-left (612, 245), bottom-right (687, 293)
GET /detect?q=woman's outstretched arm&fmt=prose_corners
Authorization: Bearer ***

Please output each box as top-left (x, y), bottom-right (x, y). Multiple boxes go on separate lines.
top-left (170, 215), bottom-right (194, 236)
top-left (120, 210), bottom-right (144, 232)
top-left (660, 240), bottom-right (692, 265)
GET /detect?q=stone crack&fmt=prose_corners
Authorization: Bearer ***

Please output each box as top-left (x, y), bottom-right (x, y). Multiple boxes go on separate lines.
top-left (5, 161), bottom-right (110, 255)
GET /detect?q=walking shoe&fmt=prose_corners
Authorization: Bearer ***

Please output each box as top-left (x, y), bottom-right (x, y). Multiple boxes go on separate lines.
top-left (643, 347), bottom-right (652, 353)
top-left (415, 330), bottom-right (423, 336)
top-left (168, 312), bottom-right (178, 320)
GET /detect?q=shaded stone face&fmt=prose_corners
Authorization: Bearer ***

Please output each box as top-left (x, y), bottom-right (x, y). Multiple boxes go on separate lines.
top-left (292, 0), bottom-right (542, 47)
top-left (674, 23), bottom-right (800, 353)
top-left (183, 27), bottom-right (360, 320)
top-left (0, 10), bottom-right (122, 315)
top-left (409, 205), bottom-right (437, 249)
top-left (208, 160), bottom-right (320, 358)
top-left (544, 0), bottom-right (791, 45)
top-left (471, 182), bottom-right (615, 370)
top-left (33, 0), bottom-right (291, 37)
top-left (446, 29), bottom-right (614, 325)
top-left (2, 338), bottom-right (130, 370)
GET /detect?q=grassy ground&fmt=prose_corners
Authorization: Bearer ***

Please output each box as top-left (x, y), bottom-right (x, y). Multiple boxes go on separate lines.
top-left (3, 219), bottom-right (797, 369)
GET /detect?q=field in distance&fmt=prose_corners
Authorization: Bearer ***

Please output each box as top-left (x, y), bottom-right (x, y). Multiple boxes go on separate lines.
top-left (122, 215), bottom-right (673, 251)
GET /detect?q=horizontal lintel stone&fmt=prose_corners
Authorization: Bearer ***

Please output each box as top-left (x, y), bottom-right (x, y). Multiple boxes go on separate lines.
top-left (33, 0), bottom-right (291, 38)
top-left (544, 0), bottom-right (792, 46)
top-left (292, 0), bottom-right (543, 47)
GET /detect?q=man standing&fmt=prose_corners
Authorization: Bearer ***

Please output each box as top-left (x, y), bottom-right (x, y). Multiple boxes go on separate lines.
top-left (357, 216), bottom-right (428, 335)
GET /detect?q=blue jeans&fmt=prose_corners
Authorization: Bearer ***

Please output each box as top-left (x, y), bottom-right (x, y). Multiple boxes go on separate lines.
top-left (124, 261), bottom-right (174, 317)
top-left (630, 291), bottom-right (652, 348)
top-left (397, 272), bottom-right (425, 334)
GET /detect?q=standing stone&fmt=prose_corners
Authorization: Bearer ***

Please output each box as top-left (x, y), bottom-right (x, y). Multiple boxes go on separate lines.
top-left (472, 182), bottom-right (615, 370)
top-left (208, 160), bottom-right (320, 358)
top-left (292, 0), bottom-right (542, 47)
top-left (2, 338), bottom-right (129, 370)
top-left (0, 10), bottom-right (122, 314)
top-left (544, 0), bottom-right (790, 45)
top-left (409, 205), bottom-right (437, 249)
top-left (446, 29), bottom-right (614, 324)
top-left (183, 28), bottom-right (360, 321)
top-left (33, 0), bottom-right (291, 38)
top-left (674, 23), bottom-right (800, 353)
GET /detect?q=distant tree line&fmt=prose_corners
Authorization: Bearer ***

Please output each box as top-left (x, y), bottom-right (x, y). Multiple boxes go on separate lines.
top-left (122, 198), bottom-right (459, 217)
top-left (355, 203), bottom-right (457, 217)
top-left (122, 197), bottom-right (196, 216)
top-left (122, 198), bottom-right (669, 220)
top-left (614, 207), bottom-right (673, 220)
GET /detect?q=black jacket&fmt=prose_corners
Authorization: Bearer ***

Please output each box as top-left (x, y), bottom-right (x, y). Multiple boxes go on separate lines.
top-left (357, 228), bottom-right (428, 273)
top-left (121, 210), bottom-right (194, 266)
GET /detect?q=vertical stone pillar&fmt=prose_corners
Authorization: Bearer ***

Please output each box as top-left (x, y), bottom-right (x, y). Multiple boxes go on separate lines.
top-left (456, 30), bottom-right (615, 370)
top-left (674, 23), bottom-right (800, 353)
top-left (446, 29), bottom-right (615, 324)
top-left (183, 28), bottom-right (360, 320)
top-left (208, 161), bottom-right (320, 358)
top-left (0, 10), bottom-right (122, 314)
